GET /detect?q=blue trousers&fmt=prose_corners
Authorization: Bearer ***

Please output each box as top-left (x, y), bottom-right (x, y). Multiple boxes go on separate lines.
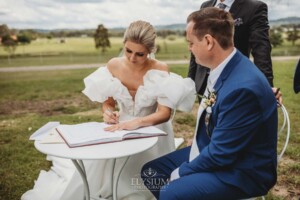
top-left (141, 147), bottom-right (248, 200)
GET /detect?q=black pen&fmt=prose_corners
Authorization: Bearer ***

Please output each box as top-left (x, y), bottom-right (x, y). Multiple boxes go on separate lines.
top-left (274, 88), bottom-right (280, 96)
top-left (107, 109), bottom-right (119, 123)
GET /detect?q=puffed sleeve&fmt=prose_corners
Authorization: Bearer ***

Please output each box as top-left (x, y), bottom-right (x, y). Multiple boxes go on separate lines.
top-left (82, 67), bottom-right (125, 103)
top-left (143, 70), bottom-right (196, 112)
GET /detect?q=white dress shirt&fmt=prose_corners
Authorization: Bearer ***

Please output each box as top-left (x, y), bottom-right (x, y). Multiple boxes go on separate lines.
top-left (215, 0), bottom-right (235, 12)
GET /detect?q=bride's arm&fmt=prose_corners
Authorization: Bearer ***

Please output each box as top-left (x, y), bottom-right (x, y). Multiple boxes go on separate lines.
top-left (105, 104), bottom-right (171, 131)
top-left (102, 97), bottom-right (119, 124)
top-left (136, 104), bottom-right (171, 127)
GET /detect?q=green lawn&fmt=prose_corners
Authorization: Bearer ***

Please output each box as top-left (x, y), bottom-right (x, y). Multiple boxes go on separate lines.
top-left (0, 60), bottom-right (299, 199)
top-left (0, 37), bottom-right (191, 68)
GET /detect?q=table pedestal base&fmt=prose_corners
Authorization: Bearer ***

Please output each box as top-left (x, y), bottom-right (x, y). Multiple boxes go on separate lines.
top-left (72, 156), bottom-right (129, 200)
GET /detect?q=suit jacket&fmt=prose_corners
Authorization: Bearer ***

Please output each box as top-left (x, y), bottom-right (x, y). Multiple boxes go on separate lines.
top-left (180, 50), bottom-right (278, 196)
top-left (188, 0), bottom-right (274, 95)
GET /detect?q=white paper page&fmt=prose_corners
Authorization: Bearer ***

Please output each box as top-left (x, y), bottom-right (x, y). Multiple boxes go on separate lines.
top-left (40, 128), bottom-right (64, 144)
top-left (29, 121), bottom-right (60, 140)
top-left (118, 125), bottom-right (167, 138)
top-left (56, 122), bottom-right (167, 146)
top-left (56, 122), bottom-right (121, 145)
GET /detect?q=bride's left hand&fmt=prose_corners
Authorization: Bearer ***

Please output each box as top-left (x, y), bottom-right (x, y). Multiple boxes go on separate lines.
top-left (104, 119), bottom-right (141, 131)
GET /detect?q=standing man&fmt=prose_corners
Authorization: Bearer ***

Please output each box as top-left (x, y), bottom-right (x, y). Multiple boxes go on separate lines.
top-left (188, 0), bottom-right (275, 96)
top-left (142, 8), bottom-right (278, 199)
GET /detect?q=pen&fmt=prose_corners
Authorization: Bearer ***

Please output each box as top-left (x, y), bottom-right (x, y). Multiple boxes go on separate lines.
top-left (274, 88), bottom-right (280, 96)
top-left (106, 108), bottom-right (119, 123)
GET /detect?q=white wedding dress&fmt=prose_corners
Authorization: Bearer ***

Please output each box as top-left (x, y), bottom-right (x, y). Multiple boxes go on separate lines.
top-left (22, 67), bottom-right (196, 200)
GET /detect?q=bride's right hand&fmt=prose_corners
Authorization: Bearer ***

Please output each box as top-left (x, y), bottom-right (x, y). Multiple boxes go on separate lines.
top-left (103, 109), bottom-right (119, 124)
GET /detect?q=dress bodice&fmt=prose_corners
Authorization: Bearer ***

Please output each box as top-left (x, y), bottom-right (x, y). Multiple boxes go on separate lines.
top-left (82, 66), bottom-right (196, 119)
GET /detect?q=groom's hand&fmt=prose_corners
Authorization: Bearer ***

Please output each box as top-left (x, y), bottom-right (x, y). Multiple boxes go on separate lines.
top-left (272, 87), bottom-right (282, 105)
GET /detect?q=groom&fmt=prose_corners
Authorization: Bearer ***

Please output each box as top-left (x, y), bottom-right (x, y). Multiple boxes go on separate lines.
top-left (141, 7), bottom-right (278, 200)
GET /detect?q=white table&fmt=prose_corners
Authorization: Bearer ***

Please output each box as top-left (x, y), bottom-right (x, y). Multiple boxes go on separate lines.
top-left (35, 137), bottom-right (158, 200)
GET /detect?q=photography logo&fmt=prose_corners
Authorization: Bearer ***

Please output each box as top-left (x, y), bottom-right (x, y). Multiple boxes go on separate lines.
top-left (131, 167), bottom-right (169, 191)
top-left (143, 167), bottom-right (157, 178)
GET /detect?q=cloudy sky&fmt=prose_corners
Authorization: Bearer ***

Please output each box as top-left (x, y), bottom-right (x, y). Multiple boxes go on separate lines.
top-left (0, 0), bottom-right (299, 29)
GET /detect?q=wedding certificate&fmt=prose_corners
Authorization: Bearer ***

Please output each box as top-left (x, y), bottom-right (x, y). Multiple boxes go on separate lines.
top-left (56, 122), bottom-right (166, 148)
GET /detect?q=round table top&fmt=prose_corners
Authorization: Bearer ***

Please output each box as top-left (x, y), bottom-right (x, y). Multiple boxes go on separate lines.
top-left (35, 137), bottom-right (158, 160)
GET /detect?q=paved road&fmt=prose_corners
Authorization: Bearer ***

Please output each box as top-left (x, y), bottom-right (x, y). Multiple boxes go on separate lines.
top-left (0, 56), bottom-right (299, 72)
top-left (0, 60), bottom-right (189, 72)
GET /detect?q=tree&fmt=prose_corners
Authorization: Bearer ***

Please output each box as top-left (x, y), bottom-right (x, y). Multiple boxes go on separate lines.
top-left (1, 34), bottom-right (17, 64)
top-left (17, 33), bottom-right (31, 54)
top-left (270, 29), bottom-right (283, 47)
top-left (0, 24), bottom-right (10, 38)
top-left (17, 33), bottom-right (31, 44)
top-left (94, 24), bottom-right (110, 53)
top-left (286, 25), bottom-right (300, 46)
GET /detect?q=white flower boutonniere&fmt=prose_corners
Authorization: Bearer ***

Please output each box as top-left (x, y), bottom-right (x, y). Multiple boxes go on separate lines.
top-left (197, 89), bottom-right (217, 138)
top-left (197, 89), bottom-right (217, 111)
top-left (234, 18), bottom-right (243, 26)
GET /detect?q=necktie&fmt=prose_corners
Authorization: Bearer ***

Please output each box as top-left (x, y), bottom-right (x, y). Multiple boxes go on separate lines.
top-left (218, 3), bottom-right (227, 10)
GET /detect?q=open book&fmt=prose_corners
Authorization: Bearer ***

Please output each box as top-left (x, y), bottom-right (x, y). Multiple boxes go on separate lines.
top-left (56, 122), bottom-right (167, 148)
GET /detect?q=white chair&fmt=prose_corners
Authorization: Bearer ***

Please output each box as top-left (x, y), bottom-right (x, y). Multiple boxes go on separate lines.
top-left (277, 104), bottom-right (291, 161)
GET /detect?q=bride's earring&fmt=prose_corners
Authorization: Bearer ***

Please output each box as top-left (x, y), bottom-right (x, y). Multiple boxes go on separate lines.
top-left (118, 48), bottom-right (124, 57)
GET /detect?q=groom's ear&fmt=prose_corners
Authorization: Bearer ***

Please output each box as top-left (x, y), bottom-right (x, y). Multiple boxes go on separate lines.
top-left (204, 34), bottom-right (214, 51)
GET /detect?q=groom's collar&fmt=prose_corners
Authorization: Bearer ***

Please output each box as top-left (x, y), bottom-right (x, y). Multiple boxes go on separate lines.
top-left (213, 49), bottom-right (243, 92)
top-left (209, 48), bottom-right (236, 88)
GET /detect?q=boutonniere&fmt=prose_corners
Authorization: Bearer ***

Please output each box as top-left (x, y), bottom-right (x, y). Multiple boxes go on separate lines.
top-left (234, 18), bottom-right (243, 26)
top-left (197, 89), bottom-right (217, 138)
top-left (197, 89), bottom-right (217, 111)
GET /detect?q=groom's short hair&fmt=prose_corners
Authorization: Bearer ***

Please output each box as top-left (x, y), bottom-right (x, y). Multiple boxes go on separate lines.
top-left (187, 7), bottom-right (234, 50)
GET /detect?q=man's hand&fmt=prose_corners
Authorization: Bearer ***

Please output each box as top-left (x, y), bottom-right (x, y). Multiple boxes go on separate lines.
top-left (272, 87), bottom-right (282, 105)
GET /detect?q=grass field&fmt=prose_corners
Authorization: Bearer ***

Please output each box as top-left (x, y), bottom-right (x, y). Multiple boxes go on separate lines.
top-left (0, 58), bottom-right (299, 199)
top-left (0, 37), bottom-right (191, 68)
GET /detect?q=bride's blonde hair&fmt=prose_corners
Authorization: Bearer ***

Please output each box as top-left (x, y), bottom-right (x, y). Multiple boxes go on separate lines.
top-left (123, 20), bottom-right (157, 53)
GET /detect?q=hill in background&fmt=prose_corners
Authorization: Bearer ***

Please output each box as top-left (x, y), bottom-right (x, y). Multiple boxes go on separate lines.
top-left (269, 16), bottom-right (300, 26)
top-left (12, 16), bottom-right (300, 35)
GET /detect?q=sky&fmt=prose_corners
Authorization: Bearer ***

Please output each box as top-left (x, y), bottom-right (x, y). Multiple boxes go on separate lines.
top-left (0, 0), bottom-right (299, 30)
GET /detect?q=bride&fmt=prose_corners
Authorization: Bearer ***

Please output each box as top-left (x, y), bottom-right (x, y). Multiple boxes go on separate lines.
top-left (22, 20), bottom-right (196, 200)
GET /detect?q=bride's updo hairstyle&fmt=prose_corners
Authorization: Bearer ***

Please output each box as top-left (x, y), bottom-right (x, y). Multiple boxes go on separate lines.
top-left (123, 20), bottom-right (157, 54)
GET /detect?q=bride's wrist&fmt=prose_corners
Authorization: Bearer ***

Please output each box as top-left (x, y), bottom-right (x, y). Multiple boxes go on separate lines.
top-left (137, 117), bottom-right (150, 128)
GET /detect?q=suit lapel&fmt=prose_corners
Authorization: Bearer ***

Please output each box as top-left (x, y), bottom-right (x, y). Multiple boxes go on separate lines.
top-left (202, 0), bottom-right (216, 8)
top-left (229, 0), bottom-right (245, 18)
top-left (214, 51), bottom-right (242, 93)
top-left (211, 0), bottom-right (217, 6)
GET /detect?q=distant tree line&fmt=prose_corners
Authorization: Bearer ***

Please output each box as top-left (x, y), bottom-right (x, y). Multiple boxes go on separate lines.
top-left (1, 22), bottom-right (299, 60)
top-left (0, 24), bottom-right (33, 62)
top-left (270, 24), bottom-right (300, 47)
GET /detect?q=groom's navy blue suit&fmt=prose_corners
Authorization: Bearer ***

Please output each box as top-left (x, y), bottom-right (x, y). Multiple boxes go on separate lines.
top-left (142, 50), bottom-right (278, 199)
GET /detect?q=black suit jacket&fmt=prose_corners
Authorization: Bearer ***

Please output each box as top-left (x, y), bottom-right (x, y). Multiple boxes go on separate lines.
top-left (188, 0), bottom-right (274, 95)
